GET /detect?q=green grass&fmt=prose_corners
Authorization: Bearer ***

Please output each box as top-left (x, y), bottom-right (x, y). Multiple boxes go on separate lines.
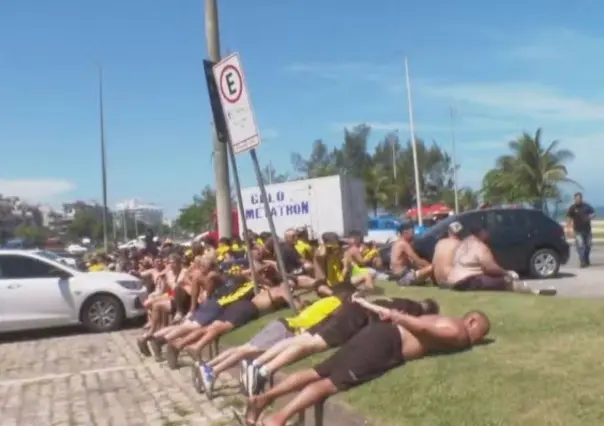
top-left (221, 282), bottom-right (604, 426)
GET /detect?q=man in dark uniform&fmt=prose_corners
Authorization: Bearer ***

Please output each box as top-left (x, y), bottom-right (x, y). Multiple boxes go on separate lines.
top-left (566, 192), bottom-right (596, 267)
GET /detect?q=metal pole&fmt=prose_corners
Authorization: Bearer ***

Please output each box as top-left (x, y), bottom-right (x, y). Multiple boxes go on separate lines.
top-left (122, 209), bottom-right (128, 241)
top-left (404, 57), bottom-right (423, 226)
top-left (450, 106), bottom-right (460, 214)
top-left (389, 131), bottom-right (398, 207)
top-left (97, 64), bottom-right (109, 251)
top-left (250, 149), bottom-right (298, 313)
top-left (134, 210), bottom-right (139, 237)
top-left (268, 160), bottom-right (273, 185)
top-left (205, 0), bottom-right (233, 238)
top-left (226, 137), bottom-right (260, 294)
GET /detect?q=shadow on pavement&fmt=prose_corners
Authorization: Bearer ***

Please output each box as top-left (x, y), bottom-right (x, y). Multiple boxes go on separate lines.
top-left (0, 317), bottom-right (144, 344)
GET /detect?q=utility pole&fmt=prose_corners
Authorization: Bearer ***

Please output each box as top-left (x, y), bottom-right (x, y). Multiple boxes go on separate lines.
top-left (404, 57), bottom-right (423, 226)
top-left (97, 63), bottom-right (109, 252)
top-left (205, 0), bottom-right (233, 238)
top-left (389, 131), bottom-right (399, 207)
top-left (450, 106), bottom-right (460, 214)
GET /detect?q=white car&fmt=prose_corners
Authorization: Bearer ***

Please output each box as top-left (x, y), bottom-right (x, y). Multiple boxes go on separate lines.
top-left (66, 244), bottom-right (88, 255)
top-left (0, 249), bottom-right (147, 334)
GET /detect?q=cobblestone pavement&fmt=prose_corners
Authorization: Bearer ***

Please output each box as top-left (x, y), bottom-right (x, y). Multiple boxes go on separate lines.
top-left (0, 329), bottom-right (245, 426)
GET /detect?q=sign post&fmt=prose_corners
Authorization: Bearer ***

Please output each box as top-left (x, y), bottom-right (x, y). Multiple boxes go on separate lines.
top-left (212, 53), bottom-right (297, 312)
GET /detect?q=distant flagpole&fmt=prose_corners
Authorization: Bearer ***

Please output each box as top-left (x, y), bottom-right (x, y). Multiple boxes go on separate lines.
top-left (450, 106), bottom-right (460, 214)
top-left (404, 57), bottom-right (423, 225)
top-left (97, 63), bottom-right (109, 251)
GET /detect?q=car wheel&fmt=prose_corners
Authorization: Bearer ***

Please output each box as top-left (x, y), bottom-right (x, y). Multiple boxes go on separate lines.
top-left (529, 248), bottom-right (560, 278)
top-left (81, 294), bottom-right (125, 333)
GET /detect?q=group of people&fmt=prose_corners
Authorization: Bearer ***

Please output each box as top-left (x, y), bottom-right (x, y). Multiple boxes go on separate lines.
top-left (121, 224), bottom-right (506, 425)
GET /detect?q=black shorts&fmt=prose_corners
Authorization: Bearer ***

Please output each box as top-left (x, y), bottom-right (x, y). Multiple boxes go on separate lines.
top-left (218, 300), bottom-right (259, 328)
top-left (453, 275), bottom-right (509, 292)
top-left (170, 288), bottom-right (192, 316)
top-left (309, 302), bottom-right (369, 348)
top-left (314, 322), bottom-right (405, 391)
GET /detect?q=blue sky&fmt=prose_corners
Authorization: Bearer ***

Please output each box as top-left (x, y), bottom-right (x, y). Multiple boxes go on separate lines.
top-left (1, 0), bottom-right (602, 217)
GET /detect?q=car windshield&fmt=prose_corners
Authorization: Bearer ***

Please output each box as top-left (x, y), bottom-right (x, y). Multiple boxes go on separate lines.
top-left (418, 216), bottom-right (456, 239)
top-left (34, 250), bottom-right (81, 273)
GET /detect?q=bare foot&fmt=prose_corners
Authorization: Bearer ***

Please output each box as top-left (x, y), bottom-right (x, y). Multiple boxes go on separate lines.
top-left (260, 414), bottom-right (285, 426)
top-left (245, 396), bottom-right (268, 425)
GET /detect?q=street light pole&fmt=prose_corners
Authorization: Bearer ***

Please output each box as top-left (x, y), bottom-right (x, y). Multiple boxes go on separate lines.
top-left (97, 64), bottom-right (109, 252)
top-left (205, 0), bottom-right (233, 238)
top-left (404, 57), bottom-right (423, 226)
top-left (389, 131), bottom-right (399, 206)
top-left (450, 106), bottom-right (460, 214)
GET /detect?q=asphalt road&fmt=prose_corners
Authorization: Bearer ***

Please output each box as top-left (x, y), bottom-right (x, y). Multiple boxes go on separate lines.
top-left (527, 246), bottom-right (604, 297)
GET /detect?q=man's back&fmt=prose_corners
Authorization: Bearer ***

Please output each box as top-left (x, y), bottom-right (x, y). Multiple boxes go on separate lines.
top-left (432, 238), bottom-right (461, 285)
top-left (447, 236), bottom-right (484, 284)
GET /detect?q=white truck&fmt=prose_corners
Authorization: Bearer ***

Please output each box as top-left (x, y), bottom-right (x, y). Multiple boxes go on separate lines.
top-left (238, 175), bottom-right (367, 239)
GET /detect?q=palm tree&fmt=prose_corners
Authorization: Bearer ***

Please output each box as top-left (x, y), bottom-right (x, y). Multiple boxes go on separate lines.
top-left (483, 128), bottom-right (578, 211)
top-left (364, 165), bottom-right (392, 215)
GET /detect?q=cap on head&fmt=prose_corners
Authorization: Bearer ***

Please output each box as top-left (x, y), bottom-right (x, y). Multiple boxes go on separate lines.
top-left (321, 232), bottom-right (340, 247)
top-left (448, 221), bottom-right (463, 236)
top-left (421, 298), bottom-right (440, 314)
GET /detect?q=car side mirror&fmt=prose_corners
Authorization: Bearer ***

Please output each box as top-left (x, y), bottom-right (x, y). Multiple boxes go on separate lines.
top-left (51, 268), bottom-right (71, 280)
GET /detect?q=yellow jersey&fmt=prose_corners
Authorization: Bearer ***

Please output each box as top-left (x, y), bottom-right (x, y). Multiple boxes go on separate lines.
top-left (216, 244), bottom-right (230, 262)
top-left (231, 243), bottom-right (244, 253)
top-left (283, 296), bottom-right (341, 333)
top-left (216, 281), bottom-right (255, 306)
top-left (295, 240), bottom-right (313, 261)
top-left (326, 252), bottom-right (345, 286)
top-left (362, 248), bottom-right (379, 263)
top-left (88, 264), bottom-right (105, 272)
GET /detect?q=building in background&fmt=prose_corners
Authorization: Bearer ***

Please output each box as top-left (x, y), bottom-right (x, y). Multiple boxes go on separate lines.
top-left (115, 199), bottom-right (163, 229)
top-left (0, 195), bottom-right (43, 241)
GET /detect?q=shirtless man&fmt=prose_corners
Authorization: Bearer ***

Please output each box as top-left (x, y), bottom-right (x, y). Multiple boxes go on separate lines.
top-left (245, 294), bottom-right (439, 396)
top-left (136, 254), bottom-right (188, 354)
top-left (244, 297), bottom-right (490, 426)
top-left (390, 223), bottom-right (431, 285)
top-left (145, 255), bottom-right (223, 360)
top-left (432, 221), bottom-right (464, 286)
top-left (446, 225), bottom-right (556, 295)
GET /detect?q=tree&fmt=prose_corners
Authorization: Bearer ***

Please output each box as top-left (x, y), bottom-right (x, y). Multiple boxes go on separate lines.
top-left (68, 210), bottom-right (102, 241)
top-left (291, 140), bottom-right (339, 178)
top-left (481, 128), bottom-right (578, 211)
top-left (260, 164), bottom-right (289, 185)
top-left (177, 186), bottom-right (217, 233)
top-left (13, 224), bottom-right (49, 246)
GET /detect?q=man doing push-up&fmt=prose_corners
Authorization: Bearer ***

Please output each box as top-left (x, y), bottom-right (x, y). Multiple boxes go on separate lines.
top-left (244, 297), bottom-right (490, 426)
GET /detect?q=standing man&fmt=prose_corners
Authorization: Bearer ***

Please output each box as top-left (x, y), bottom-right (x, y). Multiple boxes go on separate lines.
top-left (566, 192), bottom-right (595, 268)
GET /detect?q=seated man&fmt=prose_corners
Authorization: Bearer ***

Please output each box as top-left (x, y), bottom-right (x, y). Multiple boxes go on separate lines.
top-left (432, 221), bottom-right (464, 286)
top-left (194, 292), bottom-right (349, 397)
top-left (244, 299), bottom-right (490, 426)
top-left (389, 223), bottom-right (432, 286)
top-left (344, 230), bottom-right (376, 291)
top-left (245, 294), bottom-right (439, 396)
top-left (446, 224), bottom-right (556, 295)
top-left (311, 232), bottom-right (357, 297)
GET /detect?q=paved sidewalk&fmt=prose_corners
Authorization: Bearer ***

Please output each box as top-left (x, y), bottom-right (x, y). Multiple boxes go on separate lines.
top-left (0, 329), bottom-right (243, 426)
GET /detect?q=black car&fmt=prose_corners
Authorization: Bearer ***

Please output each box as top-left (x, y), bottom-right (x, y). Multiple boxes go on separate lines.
top-left (381, 208), bottom-right (570, 279)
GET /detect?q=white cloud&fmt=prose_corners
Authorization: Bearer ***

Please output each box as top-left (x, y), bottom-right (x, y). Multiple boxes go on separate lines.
top-left (330, 121), bottom-right (406, 132)
top-left (262, 128), bottom-right (280, 139)
top-left (0, 179), bottom-right (76, 202)
top-left (420, 81), bottom-right (604, 122)
top-left (503, 28), bottom-right (603, 62)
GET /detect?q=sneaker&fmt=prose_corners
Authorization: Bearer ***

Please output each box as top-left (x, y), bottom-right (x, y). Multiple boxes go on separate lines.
top-left (246, 364), bottom-right (257, 397)
top-left (136, 338), bottom-right (151, 357)
top-left (240, 359), bottom-right (249, 394)
top-left (149, 339), bottom-right (164, 362)
top-left (165, 345), bottom-right (180, 369)
top-left (201, 365), bottom-right (215, 399)
top-left (397, 271), bottom-right (417, 287)
top-left (248, 365), bottom-right (267, 396)
top-left (191, 363), bottom-right (204, 394)
top-left (536, 287), bottom-right (557, 296)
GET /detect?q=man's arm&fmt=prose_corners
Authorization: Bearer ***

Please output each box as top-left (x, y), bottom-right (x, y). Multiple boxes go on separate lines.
top-left (348, 247), bottom-right (367, 266)
top-left (389, 311), bottom-right (466, 345)
top-left (352, 295), bottom-right (392, 317)
top-left (477, 245), bottom-right (508, 277)
top-left (586, 203), bottom-right (596, 219)
top-left (401, 242), bottom-right (430, 268)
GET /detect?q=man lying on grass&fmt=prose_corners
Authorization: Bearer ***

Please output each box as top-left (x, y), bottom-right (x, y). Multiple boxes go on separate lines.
top-left (244, 296), bottom-right (490, 426)
top-left (243, 293), bottom-right (439, 396)
top-left (193, 292), bottom-right (350, 398)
